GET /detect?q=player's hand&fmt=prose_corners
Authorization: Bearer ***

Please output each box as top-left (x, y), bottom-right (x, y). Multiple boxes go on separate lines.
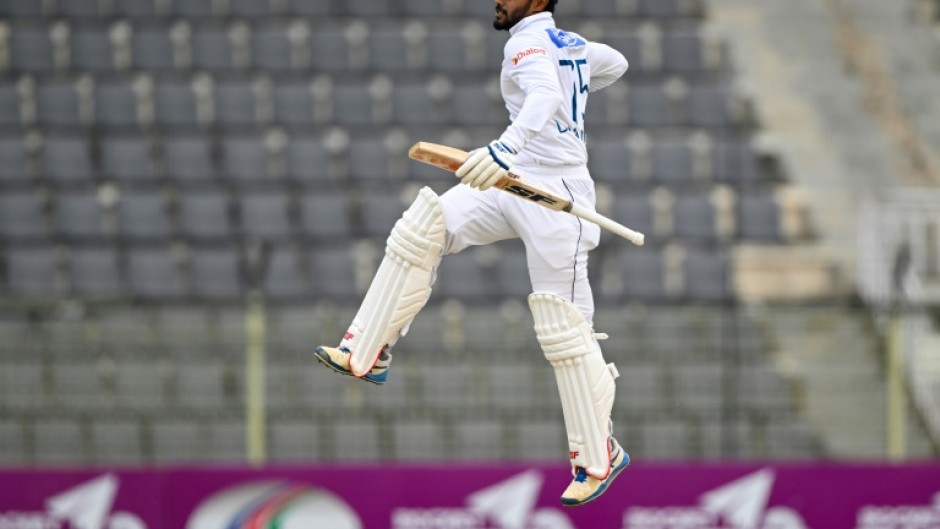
top-left (455, 140), bottom-right (517, 191)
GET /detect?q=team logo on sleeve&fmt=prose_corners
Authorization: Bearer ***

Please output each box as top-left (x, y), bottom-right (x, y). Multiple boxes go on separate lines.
top-left (511, 47), bottom-right (547, 65)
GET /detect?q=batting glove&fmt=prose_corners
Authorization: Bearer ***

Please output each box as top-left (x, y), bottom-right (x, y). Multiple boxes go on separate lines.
top-left (455, 140), bottom-right (517, 191)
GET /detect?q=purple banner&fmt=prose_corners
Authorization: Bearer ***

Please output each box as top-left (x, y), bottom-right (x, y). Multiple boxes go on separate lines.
top-left (1, 462), bottom-right (939, 529)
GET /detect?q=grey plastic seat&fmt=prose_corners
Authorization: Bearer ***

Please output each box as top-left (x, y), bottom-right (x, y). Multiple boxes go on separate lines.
top-left (114, 360), bottom-right (166, 410)
top-left (0, 362), bottom-right (44, 409)
top-left (231, 0), bottom-right (275, 16)
top-left (170, 0), bottom-right (215, 17)
top-left (0, 191), bottom-right (45, 240)
top-left (332, 419), bottom-right (381, 460)
top-left (613, 195), bottom-right (655, 239)
top-left (392, 419), bottom-right (445, 460)
top-left (49, 363), bottom-right (103, 409)
top-left (453, 419), bottom-right (507, 460)
top-left (348, 138), bottom-right (393, 183)
top-left (116, 0), bottom-right (162, 17)
top-left (673, 193), bottom-right (716, 240)
top-left (589, 139), bottom-right (632, 183)
top-left (164, 136), bottom-right (215, 183)
top-left (6, 246), bottom-right (59, 296)
top-left (299, 192), bottom-right (351, 240)
top-left (2, 0), bottom-right (48, 16)
top-left (737, 364), bottom-right (796, 414)
top-left (483, 364), bottom-right (549, 412)
top-left (33, 418), bottom-right (84, 464)
top-left (615, 363), bottom-right (666, 413)
top-left (36, 81), bottom-right (83, 130)
top-left (152, 419), bottom-right (204, 462)
top-left (684, 248), bottom-right (731, 302)
top-left (765, 420), bottom-right (821, 458)
top-left (0, 82), bottom-right (22, 130)
top-left (359, 193), bottom-right (405, 238)
top-left (118, 191), bottom-right (172, 241)
top-left (344, 0), bottom-right (392, 16)
top-left (715, 140), bottom-right (760, 184)
top-left (174, 362), bottom-right (230, 410)
top-left (310, 28), bottom-right (352, 72)
top-left (10, 28), bottom-right (55, 73)
top-left (252, 27), bottom-right (294, 72)
top-left (308, 245), bottom-right (356, 299)
top-left (274, 83), bottom-right (316, 126)
top-left (663, 32), bottom-right (705, 73)
top-left (738, 193), bottom-right (782, 241)
top-left (652, 139), bottom-right (694, 183)
top-left (427, 27), bottom-right (468, 73)
top-left (215, 81), bottom-right (259, 129)
top-left (402, 0), bottom-right (459, 15)
top-left (190, 247), bottom-right (243, 300)
top-left (270, 420), bottom-right (321, 461)
top-left (221, 136), bottom-right (268, 183)
top-left (69, 246), bottom-right (122, 297)
top-left (285, 136), bottom-right (330, 184)
top-left (369, 28), bottom-right (410, 72)
top-left (131, 26), bottom-right (176, 70)
top-left (582, 0), bottom-right (627, 16)
top-left (0, 420), bottom-right (25, 463)
top-left (639, 0), bottom-right (692, 17)
top-left (95, 80), bottom-right (141, 130)
top-left (516, 420), bottom-right (566, 460)
top-left (192, 27), bottom-right (234, 71)
top-left (453, 83), bottom-right (504, 126)
top-left (54, 190), bottom-right (107, 240)
top-left (496, 247), bottom-right (532, 298)
top-left (177, 189), bottom-right (233, 240)
top-left (640, 420), bottom-right (691, 459)
top-left (332, 81), bottom-right (374, 126)
top-left (0, 138), bottom-right (30, 185)
top-left (419, 364), bottom-right (479, 411)
top-left (126, 246), bottom-right (185, 299)
top-left (238, 191), bottom-right (292, 240)
top-left (437, 251), bottom-right (493, 302)
top-left (71, 28), bottom-right (114, 72)
top-left (690, 84), bottom-right (731, 127)
top-left (701, 420), bottom-right (755, 458)
top-left (154, 80), bottom-right (199, 129)
top-left (630, 84), bottom-right (670, 127)
top-left (101, 137), bottom-right (157, 182)
top-left (287, 0), bottom-right (329, 15)
top-left (393, 79), bottom-right (448, 125)
top-left (59, 0), bottom-right (110, 17)
top-left (90, 420), bottom-right (141, 464)
top-left (672, 363), bottom-right (725, 414)
top-left (618, 248), bottom-right (667, 303)
top-left (264, 246), bottom-right (312, 299)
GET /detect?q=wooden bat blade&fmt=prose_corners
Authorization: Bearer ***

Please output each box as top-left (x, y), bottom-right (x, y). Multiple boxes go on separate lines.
top-left (408, 142), bottom-right (467, 172)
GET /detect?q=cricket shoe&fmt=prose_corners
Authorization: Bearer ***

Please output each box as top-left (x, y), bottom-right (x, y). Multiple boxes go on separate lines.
top-left (560, 438), bottom-right (630, 507)
top-left (314, 345), bottom-right (391, 385)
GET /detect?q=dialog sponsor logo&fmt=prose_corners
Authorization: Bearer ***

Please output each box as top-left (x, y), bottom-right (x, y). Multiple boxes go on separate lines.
top-left (0, 474), bottom-right (146, 529)
top-left (623, 469), bottom-right (808, 529)
top-left (855, 492), bottom-right (940, 529)
top-left (186, 481), bottom-right (361, 529)
top-left (511, 48), bottom-right (546, 65)
top-left (392, 470), bottom-right (573, 529)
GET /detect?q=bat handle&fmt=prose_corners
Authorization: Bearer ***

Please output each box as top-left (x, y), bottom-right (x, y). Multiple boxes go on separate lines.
top-left (569, 204), bottom-right (646, 246)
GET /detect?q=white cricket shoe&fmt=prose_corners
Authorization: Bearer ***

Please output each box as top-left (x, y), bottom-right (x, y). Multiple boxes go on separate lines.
top-left (314, 345), bottom-right (391, 385)
top-left (560, 438), bottom-right (630, 507)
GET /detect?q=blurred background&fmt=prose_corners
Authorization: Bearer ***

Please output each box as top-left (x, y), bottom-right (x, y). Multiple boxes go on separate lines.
top-left (0, 0), bottom-right (938, 469)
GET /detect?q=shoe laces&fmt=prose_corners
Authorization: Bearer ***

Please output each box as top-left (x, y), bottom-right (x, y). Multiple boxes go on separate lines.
top-left (574, 467), bottom-right (588, 483)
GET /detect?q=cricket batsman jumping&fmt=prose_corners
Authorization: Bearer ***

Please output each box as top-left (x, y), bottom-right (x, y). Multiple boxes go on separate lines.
top-left (316, 0), bottom-right (631, 506)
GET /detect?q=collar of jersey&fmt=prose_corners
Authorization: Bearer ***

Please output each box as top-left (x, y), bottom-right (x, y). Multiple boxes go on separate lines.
top-left (509, 11), bottom-right (555, 37)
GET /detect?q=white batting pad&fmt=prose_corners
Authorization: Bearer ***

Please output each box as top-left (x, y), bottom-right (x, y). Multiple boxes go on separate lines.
top-left (341, 187), bottom-right (445, 376)
top-left (529, 293), bottom-right (618, 479)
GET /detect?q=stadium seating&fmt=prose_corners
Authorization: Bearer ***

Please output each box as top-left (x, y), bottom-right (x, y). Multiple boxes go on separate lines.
top-left (0, 0), bottom-right (825, 466)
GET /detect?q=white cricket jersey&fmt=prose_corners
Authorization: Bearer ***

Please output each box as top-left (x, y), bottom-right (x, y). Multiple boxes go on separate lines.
top-left (497, 12), bottom-right (629, 176)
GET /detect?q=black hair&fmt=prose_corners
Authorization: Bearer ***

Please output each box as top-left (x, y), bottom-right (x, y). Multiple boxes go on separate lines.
top-left (545, 0), bottom-right (558, 12)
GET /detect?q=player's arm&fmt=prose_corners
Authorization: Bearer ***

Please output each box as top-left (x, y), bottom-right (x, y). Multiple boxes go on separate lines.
top-left (586, 41), bottom-right (628, 92)
top-left (456, 37), bottom-right (563, 190)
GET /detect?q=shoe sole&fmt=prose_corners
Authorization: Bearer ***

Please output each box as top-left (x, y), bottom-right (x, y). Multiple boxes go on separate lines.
top-left (314, 347), bottom-right (385, 386)
top-left (560, 452), bottom-right (631, 508)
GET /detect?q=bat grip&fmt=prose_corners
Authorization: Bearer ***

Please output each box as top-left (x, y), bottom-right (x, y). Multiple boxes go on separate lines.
top-left (569, 204), bottom-right (646, 246)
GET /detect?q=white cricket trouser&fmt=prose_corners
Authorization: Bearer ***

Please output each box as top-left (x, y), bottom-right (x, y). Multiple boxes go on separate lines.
top-left (438, 168), bottom-right (601, 324)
